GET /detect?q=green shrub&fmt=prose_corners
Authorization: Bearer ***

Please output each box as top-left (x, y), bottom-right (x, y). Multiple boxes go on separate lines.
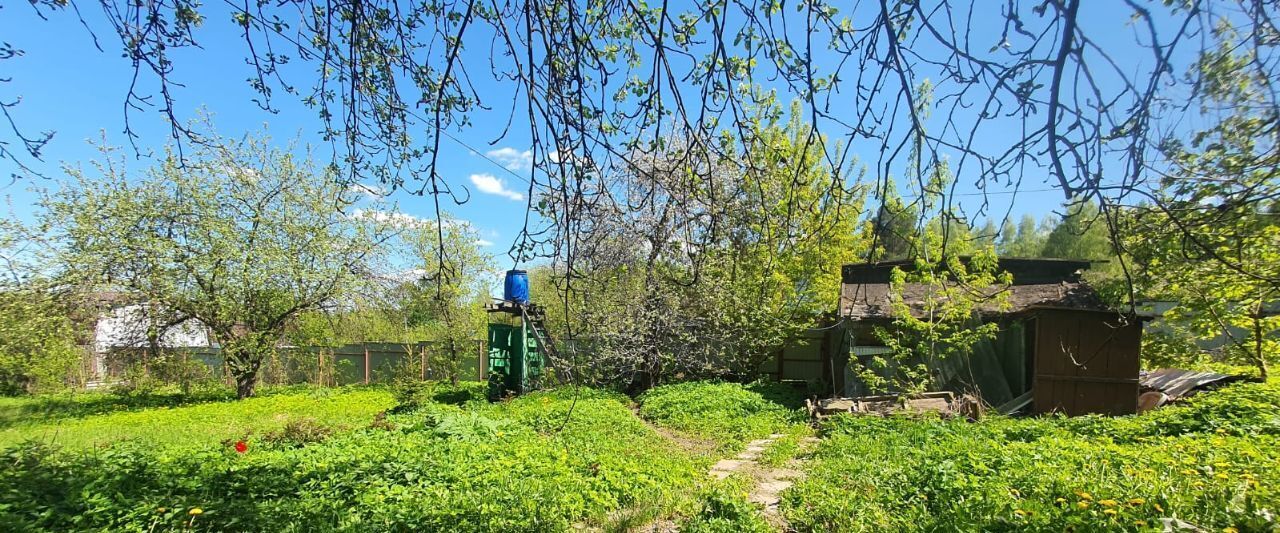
top-left (392, 379), bottom-right (488, 412)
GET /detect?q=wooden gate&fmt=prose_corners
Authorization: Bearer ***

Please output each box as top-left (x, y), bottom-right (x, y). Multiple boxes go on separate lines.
top-left (1031, 308), bottom-right (1142, 416)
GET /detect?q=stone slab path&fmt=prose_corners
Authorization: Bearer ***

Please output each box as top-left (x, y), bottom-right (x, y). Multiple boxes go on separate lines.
top-left (707, 433), bottom-right (821, 527)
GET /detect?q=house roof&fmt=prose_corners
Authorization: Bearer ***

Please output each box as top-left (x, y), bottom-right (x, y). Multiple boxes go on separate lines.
top-left (838, 279), bottom-right (1111, 319)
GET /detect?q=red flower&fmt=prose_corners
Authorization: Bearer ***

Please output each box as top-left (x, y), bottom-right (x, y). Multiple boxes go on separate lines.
top-left (234, 440), bottom-right (248, 454)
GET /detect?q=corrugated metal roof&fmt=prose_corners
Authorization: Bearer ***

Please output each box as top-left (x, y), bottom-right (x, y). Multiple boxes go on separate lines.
top-left (1140, 368), bottom-right (1246, 399)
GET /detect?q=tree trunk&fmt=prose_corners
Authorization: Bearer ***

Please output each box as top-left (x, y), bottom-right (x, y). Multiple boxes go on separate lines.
top-left (236, 370), bottom-right (258, 399)
top-left (223, 334), bottom-right (268, 399)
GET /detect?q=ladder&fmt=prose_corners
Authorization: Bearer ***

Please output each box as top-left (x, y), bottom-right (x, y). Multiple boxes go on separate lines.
top-left (520, 306), bottom-right (565, 377)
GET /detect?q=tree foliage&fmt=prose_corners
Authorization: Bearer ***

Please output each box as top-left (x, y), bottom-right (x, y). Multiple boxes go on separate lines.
top-left (1120, 18), bottom-right (1280, 378)
top-left (6, 0), bottom-right (1277, 305)
top-left (42, 132), bottom-right (396, 398)
top-left (537, 107), bottom-right (865, 389)
top-left (0, 289), bottom-right (80, 395)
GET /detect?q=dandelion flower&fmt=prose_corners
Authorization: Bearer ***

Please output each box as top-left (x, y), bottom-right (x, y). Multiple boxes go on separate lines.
top-left (1099, 499), bottom-right (1118, 507)
top-left (1103, 509), bottom-right (1118, 517)
top-left (1135, 520), bottom-right (1148, 527)
top-left (1181, 469), bottom-right (1197, 476)
top-left (1128, 498), bottom-right (1145, 506)
top-left (189, 508), bottom-right (203, 516)
top-left (1215, 473), bottom-right (1230, 480)
top-left (1076, 501), bottom-right (1090, 510)
top-left (1014, 509), bottom-right (1027, 517)
top-left (1055, 498), bottom-right (1068, 504)
top-left (1154, 503), bottom-right (1164, 513)
top-left (1222, 528), bottom-right (1238, 533)
top-left (1074, 491), bottom-right (1093, 501)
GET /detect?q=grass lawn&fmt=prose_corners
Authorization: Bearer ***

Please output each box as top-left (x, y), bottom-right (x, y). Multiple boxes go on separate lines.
top-left (0, 383), bottom-right (712, 531)
top-left (2, 378), bottom-right (1274, 531)
top-left (0, 386), bottom-right (396, 449)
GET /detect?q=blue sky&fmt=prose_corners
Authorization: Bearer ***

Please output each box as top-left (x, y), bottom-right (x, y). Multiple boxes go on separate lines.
top-left (0, 1), bottom-right (1186, 263)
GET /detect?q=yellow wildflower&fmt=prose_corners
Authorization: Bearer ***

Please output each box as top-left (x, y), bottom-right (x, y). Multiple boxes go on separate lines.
top-left (1103, 509), bottom-right (1118, 517)
top-left (1181, 469), bottom-right (1198, 476)
top-left (1074, 491), bottom-right (1093, 501)
top-left (1215, 473), bottom-right (1230, 480)
top-left (1223, 528), bottom-right (1238, 533)
top-left (1135, 520), bottom-right (1148, 527)
top-left (1076, 501), bottom-right (1091, 510)
top-left (1128, 498), bottom-right (1145, 506)
top-left (1014, 509), bottom-right (1027, 517)
top-left (1154, 503), bottom-right (1164, 513)
top-left (188, 508), bottom-right (203, 516)
top-left (1055, 498), bottom-right (1068, 504)
top-left (1241, 473), bottom-right (1255, 480)
top-left (1099, 499), bottom-right (1118, 507)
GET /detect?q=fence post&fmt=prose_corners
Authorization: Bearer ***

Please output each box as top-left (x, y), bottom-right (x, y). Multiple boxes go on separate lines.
top-left (420, 343), bottom-right (426, 381)
top-left (363, 344), bottom-right (371, 384)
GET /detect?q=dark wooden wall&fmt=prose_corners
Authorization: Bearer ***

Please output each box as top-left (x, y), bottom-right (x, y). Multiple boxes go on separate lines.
top-left (1030, 309), bottom-right (1142, 416)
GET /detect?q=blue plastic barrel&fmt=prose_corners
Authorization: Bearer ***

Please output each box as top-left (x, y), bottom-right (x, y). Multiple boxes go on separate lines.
top-left (503, 269), bottom-right (530, 303)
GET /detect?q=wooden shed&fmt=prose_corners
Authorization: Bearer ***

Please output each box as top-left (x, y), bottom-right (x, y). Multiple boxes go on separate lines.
top-left (779, 258), bottom-right (1145, 417)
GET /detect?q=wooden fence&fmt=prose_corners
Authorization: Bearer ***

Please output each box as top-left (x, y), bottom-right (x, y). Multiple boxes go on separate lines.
top-left (90, 340), bottom-right (488, 386)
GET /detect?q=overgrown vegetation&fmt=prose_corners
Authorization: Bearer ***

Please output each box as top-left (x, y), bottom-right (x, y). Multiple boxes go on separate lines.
top-left (638, 381), bottom-right (806, 452)
top-left (0, 384), bottom-right (712, 531)
top-left (783, 380), bottom-right (1280, 531)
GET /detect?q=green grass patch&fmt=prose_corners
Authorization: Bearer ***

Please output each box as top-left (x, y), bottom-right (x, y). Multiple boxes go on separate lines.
top-left (783, 380), bottom-right (1280, 532)
top-left (0, 386), bottom-right (395, 449)
top-left (0, 387), bottom-right (237, 430)
top-left (680, 474), bottom-right (774, 533)
top-left (757, 424), bottom-right (813, 468)
top-left (0, 385), bottom-right (706, 531)
top-left (638, 381), bottom-right (807, 451)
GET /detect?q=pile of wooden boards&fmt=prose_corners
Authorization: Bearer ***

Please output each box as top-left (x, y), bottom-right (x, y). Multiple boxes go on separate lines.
top-left (805, 391), bottom-right (983, 420)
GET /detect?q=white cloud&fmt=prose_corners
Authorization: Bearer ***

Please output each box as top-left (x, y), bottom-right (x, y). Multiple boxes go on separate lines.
top-left (469, 173), bottom-right (524, 201)
top-left (485, 147), bottom-right (533, 171)
top-left (474, 239), bottom-right (495, 247)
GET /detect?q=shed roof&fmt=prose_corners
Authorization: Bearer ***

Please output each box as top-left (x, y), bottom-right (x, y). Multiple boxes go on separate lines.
top-left (839, 280), bottom-right (1111, 319)
top-left (842, 257), bottom-right (1096, 286)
